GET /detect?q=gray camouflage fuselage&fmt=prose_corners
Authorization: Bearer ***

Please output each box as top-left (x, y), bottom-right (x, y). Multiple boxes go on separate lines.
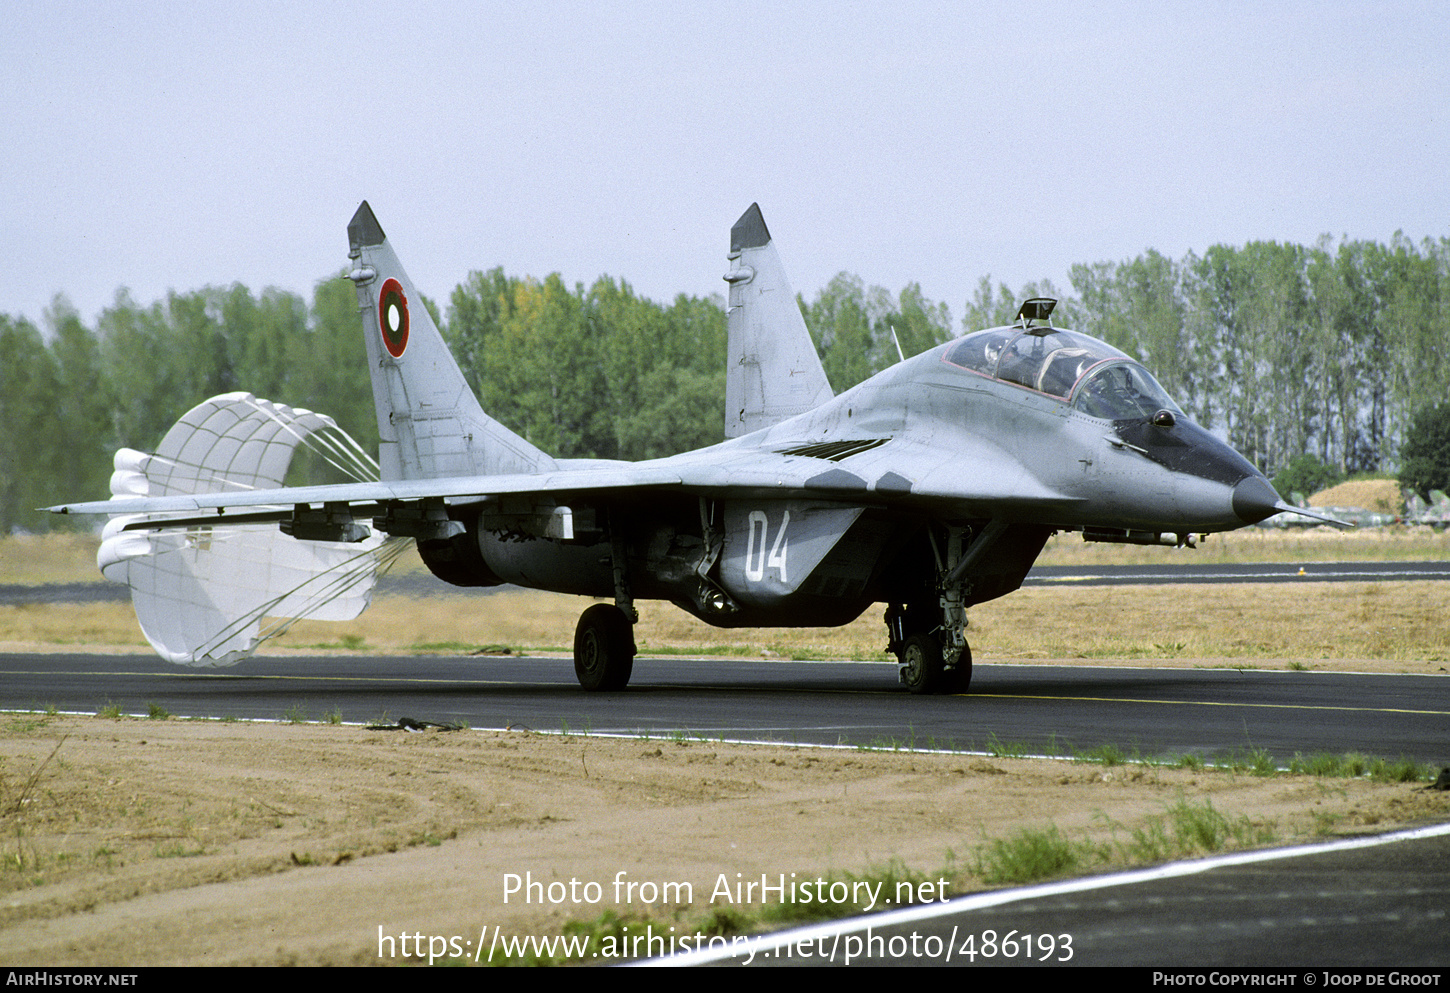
top-left (53, 201), bottom-right (1289, 685)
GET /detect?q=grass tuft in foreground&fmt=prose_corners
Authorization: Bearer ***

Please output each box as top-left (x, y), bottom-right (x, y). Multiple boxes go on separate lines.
top-left (1287, 752), bottom-right (1431, 783)
top-left (976, 797), bottom-right (1280, 887)
top-left (973, 824), bottom-right (1084, 885)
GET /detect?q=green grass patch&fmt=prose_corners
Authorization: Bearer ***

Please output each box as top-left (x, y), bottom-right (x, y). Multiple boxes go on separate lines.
top-left (974, 824), bottom-right (1084, 885)
top-left (154, 841), bottom-right (206, 858)
top-left (1075, 742), bottom-right (1128, 767)
top-left (982, 732), bottom-right (1030, 759)
top-left (1288, 751), bottom-right (1432, 783)
top-left (2, 715), bottom-right (57, 735)
top-left (1120, 798), bottom-right (1277, 862)
top-left (1220, 747), bottom-right (1278, 776)
top-left (410, 641), bottom-right (487, 653)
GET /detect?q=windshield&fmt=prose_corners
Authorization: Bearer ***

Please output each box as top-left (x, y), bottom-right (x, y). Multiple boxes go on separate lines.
top-left (1071, 362), bottom-right (1181, 420)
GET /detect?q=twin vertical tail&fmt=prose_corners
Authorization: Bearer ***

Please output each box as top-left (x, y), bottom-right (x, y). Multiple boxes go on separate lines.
top-left (723, 204), bottom-right (834, 438)
top-left (346, 201), bottom-right (554, 480)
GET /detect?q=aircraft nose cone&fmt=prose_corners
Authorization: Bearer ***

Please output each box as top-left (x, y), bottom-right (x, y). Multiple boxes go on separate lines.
top-left (1232, 475), bottom-right (1281, 524)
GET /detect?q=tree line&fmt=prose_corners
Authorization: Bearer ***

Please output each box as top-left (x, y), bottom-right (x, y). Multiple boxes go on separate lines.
top-left (2, 232), bottom-right (1446, 533)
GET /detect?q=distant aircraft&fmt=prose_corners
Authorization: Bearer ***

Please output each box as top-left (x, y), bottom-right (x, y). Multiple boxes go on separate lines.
top-left (1403, 489), bottom-right (1450, 528)
top-left (51, 202), bottom-right (1343, 693)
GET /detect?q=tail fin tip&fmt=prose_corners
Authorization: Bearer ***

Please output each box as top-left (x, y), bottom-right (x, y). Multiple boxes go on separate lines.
top-left (348, 200), bottom-right (386, 251)
top-left (731, 203), bottom-right (771, 251)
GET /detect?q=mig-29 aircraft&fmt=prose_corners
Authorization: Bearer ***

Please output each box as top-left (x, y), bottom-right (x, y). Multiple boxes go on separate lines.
top-left (52, 202), bottom-right (1328, 694)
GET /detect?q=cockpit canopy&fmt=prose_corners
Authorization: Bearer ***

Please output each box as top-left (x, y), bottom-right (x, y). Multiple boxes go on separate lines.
top-left (943, 326), bottom-right (1182, 421)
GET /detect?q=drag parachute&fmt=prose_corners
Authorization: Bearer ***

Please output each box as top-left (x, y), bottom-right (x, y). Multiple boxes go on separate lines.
top-left (97, 393), bottom-right (408, 666)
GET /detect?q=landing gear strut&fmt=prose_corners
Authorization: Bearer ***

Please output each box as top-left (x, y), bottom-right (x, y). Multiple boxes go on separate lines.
top-left (886, 523), bottom-right (984, 695)
top-left (572, 515), bottom-right (638, 692)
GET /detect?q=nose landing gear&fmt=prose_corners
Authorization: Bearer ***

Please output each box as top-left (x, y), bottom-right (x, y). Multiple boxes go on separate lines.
top-left (887, 522), bottom-right (983, 695)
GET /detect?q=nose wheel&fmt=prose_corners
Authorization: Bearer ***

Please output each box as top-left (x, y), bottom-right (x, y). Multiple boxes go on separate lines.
top-left (899, 633), bottom-right (943, 694)
top-left (896, 632), bottom-right (972, 695)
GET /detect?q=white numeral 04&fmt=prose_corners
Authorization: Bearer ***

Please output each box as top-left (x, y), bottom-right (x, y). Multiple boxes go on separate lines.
top-left (744, 510), bottom-right (790, 583)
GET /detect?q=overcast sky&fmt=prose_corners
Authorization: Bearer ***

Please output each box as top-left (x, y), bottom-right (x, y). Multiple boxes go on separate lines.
top-left (4, 1), bottom-right (1446, 333)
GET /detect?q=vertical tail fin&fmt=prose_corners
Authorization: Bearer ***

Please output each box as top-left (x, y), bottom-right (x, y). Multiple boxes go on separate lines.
top-left (723, 204), bottom-right (834, 438)
top-left (346, 201), bottom-right (554, 480)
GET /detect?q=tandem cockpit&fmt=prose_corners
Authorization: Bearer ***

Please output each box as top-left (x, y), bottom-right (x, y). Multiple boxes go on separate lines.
top-left (942, 297), bottom-right (1182, 423)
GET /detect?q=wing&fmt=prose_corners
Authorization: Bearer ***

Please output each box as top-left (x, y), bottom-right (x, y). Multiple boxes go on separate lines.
top-left (53, 433), bottom-right (1080, 529)
top-left (50, 465), bottom-right (685, 523)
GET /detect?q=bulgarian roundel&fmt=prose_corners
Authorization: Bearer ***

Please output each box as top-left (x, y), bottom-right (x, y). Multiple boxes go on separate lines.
top-left (377, 278), bottom-right (409, 358)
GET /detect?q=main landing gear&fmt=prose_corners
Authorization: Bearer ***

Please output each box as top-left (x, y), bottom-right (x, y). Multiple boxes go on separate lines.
top-left (573, 603), bottom-right (635, 691)
top-left (573, 521), bottom-right (638, 692)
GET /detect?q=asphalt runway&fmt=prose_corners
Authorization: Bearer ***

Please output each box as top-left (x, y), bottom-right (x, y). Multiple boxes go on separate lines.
top-left (3, 653), bottom-right (1447, 765)
top-left (7, 558), bottom-right (1447, 761)
top-left (8, 563), bottom-right (1446, 970)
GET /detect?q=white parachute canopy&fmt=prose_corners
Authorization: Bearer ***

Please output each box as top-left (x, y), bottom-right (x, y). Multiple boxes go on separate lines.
top-left (97, 392), bottom-right (409, 667)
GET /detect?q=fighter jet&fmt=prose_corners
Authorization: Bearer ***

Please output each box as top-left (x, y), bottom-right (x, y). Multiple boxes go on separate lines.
top-left (51, 202), bottom-right (1330, 693)
top-left (1405, 489), bottom-right (1450, 528)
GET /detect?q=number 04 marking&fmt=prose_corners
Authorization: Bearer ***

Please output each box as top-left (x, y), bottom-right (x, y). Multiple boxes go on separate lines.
top-left (745, 510), bottom-right (790, 583)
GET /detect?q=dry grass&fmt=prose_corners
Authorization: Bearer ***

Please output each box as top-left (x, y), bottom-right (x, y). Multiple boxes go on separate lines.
top-left (1306, 478), bottom-right (1402, 513)
top-left (8, 581), bottom-right (1447, 672)
top-left (970, 582), bottom-right (1450, 667)
top-left (0, 533), bottom-right (105, 584)
top-left (4, 531), bottom-right (1448, 668)
top-left (273, 581), bottom-right (1450, 667)
top-left (1035, 525), bottom-right (1450, 566)
top-left (4, 714), bottom-right (1446, 966)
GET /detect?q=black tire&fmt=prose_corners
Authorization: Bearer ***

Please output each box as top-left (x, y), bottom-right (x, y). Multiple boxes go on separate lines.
top-left (573, 604), bottom-right (636, 691)
top-left (899, 633), bottom-right (943, 695)
top-left (939, 641), bottom-right (973, 694)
